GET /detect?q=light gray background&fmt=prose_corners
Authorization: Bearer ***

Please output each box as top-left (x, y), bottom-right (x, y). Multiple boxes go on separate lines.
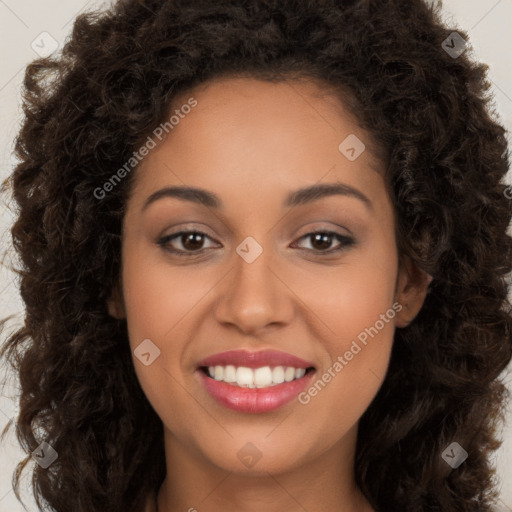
top-left (1, 0), bottom-right (511, 510)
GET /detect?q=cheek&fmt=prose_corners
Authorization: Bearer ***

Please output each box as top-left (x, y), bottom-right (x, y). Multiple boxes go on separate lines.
top-left (292, 238), bottom-right (398, 346)
top-left (305, 267), bottom-right (397, 395)
top-left (331, 264), bottom-right (397, 347)
top-left (119, 249), bottom-right (205, 423)
top-left (293, 237), bottom-right (398, 415)
top-left (120, 247), bottom-right (212, 345)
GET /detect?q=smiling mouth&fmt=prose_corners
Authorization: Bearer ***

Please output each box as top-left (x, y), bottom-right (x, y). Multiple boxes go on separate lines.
top-left (199, 365), bottom-right (316, 389)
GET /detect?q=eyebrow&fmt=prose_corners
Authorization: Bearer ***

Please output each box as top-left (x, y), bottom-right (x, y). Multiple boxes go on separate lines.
top-left (141, 182), bottom-right (373, 212)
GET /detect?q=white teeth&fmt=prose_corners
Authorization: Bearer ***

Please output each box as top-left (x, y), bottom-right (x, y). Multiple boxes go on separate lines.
top-left (236, 367), bottom-right (254, 387)
top-left (272, 366), bottom-right (285, 384)
top-left (214, 365), bottom-right (224, 380)
top-left (205, 365), bottom-right (309, 388)
top-left (254, 367), bottom-right (272, 388)
top-left (295, 368), bottom-right (306, 379)
top-left (284, 367), bottom-right (295, 382)
top-left (224, 365), bottom-right (237, 382)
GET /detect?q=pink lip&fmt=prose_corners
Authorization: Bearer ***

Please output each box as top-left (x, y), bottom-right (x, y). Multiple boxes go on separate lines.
top-left (196, 349), bottom-right (316, 413)
top-left (198, 369), bottom-right (315, 413)
top-left (197, 349), bottom-right (315, 369)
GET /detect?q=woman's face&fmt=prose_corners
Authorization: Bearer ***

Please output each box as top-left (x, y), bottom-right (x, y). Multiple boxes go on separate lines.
top-left (109, 76), bottom-right (427, 476)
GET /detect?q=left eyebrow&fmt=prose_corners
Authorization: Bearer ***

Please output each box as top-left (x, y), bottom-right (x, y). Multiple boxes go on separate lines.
top-left (284, 182), bottom-right (373, 211)
top-left (141, 181), bottom-right (373, 213)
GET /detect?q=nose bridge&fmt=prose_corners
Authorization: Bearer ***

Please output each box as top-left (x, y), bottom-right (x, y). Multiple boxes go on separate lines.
top-left (214, 234), bottom-right (292, 332)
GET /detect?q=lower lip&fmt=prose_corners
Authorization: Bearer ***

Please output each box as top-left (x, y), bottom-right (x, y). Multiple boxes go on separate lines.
top-left (198, 369), bottom-right (315, 413)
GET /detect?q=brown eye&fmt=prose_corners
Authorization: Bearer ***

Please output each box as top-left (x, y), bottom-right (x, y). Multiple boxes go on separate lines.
top-left (180, 232), bottom-right (207, 251)
top-left (157, 231), bottom-right (217, 256)
top-left (157, 229), bottom-right (355, 258)
top-left (293, 231), bottom-right (355, 253)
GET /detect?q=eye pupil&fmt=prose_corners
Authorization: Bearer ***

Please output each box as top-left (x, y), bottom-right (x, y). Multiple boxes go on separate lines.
top-left (311, 233), bottom-right (332, 251)
top-left (183, 232), bottom-right (204, 250)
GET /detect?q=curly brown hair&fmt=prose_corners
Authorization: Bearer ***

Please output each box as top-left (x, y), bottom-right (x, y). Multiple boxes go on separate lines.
top-left (1, 0), bottom-right (511, 511)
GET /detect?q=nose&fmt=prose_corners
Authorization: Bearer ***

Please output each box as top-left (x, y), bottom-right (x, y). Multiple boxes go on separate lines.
top-left (213, 241), bottom-right (294, 335)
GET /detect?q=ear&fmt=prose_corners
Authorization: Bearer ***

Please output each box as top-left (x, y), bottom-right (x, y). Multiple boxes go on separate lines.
top-left (107, 283), bottom-right (126, 320)
top-left (394, 255), bottom-right (432, 328)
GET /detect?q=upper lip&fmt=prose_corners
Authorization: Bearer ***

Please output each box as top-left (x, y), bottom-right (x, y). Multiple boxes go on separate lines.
top-left (197, 349), bottom-right (315, 369)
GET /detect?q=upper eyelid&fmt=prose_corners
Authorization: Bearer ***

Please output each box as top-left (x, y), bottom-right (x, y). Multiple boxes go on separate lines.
top-left (161, 220), bottom-right (353, 238)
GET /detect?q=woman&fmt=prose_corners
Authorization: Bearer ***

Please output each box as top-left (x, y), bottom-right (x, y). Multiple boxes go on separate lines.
top-left (1, 0), bottom-right (511, 511)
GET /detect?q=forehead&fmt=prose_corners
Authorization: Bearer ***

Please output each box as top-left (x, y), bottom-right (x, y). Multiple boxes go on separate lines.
top-left (169, 75), bottom-right (368, 147)
top-left (127, 76), bottom-right (386, 213)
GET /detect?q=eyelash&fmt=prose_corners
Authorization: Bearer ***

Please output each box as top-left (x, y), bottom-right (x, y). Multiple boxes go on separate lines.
top-left (156, 230), bottom-right (355, 257)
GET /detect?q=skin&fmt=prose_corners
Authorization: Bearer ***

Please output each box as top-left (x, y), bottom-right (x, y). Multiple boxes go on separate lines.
top-left (107, 76), bottom-right (430, 512)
